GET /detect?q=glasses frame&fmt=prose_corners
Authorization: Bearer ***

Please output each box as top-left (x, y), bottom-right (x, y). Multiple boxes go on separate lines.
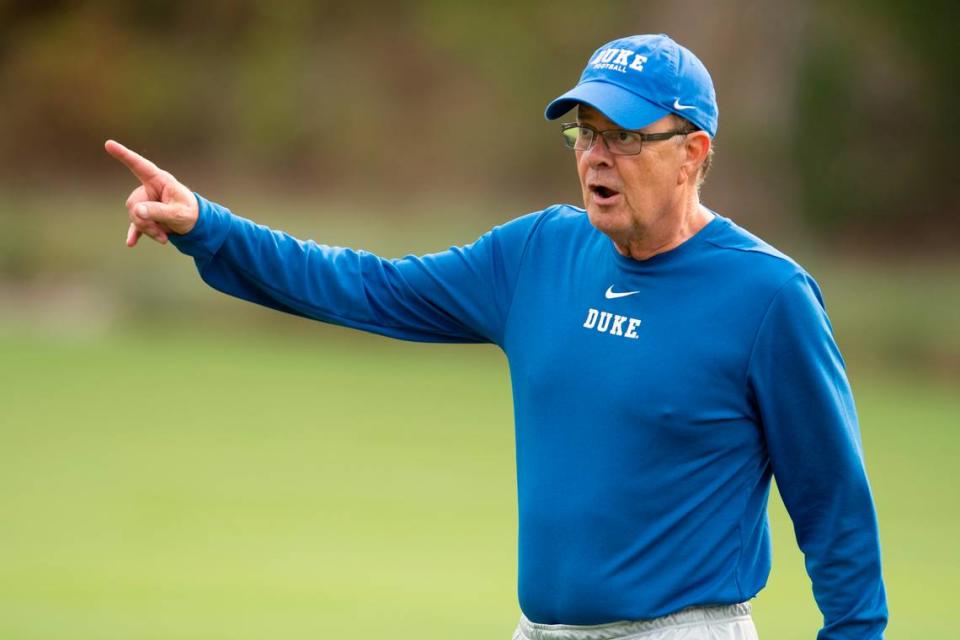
top-left (559, 122), bottom-right (693, 156)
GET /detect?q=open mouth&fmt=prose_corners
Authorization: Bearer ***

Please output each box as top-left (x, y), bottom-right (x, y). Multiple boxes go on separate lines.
top-left (590, 185), bottom-right (620, 201)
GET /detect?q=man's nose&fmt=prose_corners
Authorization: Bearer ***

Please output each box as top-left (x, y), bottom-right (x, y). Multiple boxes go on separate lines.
top-left (584, 135), bottom-right (614, 167)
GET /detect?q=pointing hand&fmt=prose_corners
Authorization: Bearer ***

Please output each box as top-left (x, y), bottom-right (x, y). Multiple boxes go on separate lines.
top-left (104, 140), bottom-right (199, 247)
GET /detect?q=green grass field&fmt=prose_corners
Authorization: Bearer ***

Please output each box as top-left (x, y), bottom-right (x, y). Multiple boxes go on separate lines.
top-left (1, 326), bottom-right (956, 639)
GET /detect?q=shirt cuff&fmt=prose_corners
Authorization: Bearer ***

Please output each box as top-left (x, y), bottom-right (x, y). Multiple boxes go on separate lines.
top-left (168, 193), bottom-right (234, 259)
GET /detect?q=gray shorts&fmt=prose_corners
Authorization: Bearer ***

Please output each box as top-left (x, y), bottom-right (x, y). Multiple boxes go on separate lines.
top-left (513, 602), bottom-right (757, 640)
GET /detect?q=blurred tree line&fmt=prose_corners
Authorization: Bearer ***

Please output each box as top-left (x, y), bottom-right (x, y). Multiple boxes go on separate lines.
top-left (793, 0), bottom-right (959, 242)
top-left (0, 0), bottom-right (957, 245)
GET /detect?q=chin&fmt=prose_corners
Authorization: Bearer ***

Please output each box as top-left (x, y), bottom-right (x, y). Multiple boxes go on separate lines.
top-left (585, 203), bottom-right (630, 238)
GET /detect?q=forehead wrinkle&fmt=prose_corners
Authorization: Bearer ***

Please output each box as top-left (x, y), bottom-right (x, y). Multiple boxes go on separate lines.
top-left (575, 103), bottom-right (672, 133)
top-left (576, 104), bottom-right (614, 128)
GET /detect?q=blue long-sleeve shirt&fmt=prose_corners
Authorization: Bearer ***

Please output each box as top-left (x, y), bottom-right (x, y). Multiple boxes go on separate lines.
top-left (170, 194), bottom-right (887, 638)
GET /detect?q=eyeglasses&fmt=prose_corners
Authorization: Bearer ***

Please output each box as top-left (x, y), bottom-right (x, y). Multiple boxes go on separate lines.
top-left (560, 123), bottom-right (692, 155)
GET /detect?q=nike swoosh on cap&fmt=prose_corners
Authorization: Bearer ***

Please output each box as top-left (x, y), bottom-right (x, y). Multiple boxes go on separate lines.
top-left (605, 286), bottom-right (639, 299)
top-left (673, 98), bottom-right (696, 111)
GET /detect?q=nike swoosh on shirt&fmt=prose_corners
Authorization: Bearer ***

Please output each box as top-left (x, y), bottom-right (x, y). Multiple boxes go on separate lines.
top-left (673, 98), bottom-right (696, 111)
top-left (605, 286), bottom-right (639, 299)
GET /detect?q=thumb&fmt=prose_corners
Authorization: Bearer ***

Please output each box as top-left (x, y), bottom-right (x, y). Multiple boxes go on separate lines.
top-left (134, 201), bottom-right (195, 234)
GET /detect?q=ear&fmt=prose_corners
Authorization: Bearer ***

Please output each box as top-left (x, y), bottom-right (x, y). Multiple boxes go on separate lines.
top-left (678, 131), bottom-right (711, 185)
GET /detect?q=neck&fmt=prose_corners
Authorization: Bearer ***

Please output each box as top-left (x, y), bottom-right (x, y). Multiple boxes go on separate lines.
top-left (613, 194), bottom-right (714, 261)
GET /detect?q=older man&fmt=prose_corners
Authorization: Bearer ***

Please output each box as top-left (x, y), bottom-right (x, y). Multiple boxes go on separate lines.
top-left (107, 34), bottom-right (886, 640)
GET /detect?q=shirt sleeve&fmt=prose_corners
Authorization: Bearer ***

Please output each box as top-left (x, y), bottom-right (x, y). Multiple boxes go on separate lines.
top-left (168, 194), bottom-right (542, 346)
top-left (746, 272), bottom-right (888, 640)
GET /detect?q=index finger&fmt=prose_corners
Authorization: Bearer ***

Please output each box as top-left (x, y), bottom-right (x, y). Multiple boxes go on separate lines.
top-left (104, 139), bottom-right (162, 185)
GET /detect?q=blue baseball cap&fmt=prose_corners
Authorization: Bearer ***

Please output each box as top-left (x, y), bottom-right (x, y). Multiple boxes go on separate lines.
top-left (545, 34), bottom-right (718, 137)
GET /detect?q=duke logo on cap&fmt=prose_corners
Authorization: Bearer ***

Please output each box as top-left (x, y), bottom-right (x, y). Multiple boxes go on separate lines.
top-left (545, 34), bottom-right (718, 137)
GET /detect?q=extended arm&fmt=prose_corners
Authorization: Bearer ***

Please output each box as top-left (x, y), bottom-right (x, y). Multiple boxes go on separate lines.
top-left (106, 138), bottom-right (539, 345)
top-left (169, 194), bottom-right (538, 344)
top-left (747, 273), bottom-right (888, 639)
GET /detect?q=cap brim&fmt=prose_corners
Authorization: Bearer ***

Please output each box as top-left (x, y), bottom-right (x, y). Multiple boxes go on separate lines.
top-left (544, 81), bottom-right (669, 130)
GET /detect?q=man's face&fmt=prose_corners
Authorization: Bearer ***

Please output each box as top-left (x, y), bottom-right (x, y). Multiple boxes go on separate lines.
top-left (575, 105), bottom-right (687, 240)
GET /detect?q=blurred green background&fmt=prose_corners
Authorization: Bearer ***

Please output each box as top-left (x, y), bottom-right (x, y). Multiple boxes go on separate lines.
top-left (1, 1), bottom-right (958, 638)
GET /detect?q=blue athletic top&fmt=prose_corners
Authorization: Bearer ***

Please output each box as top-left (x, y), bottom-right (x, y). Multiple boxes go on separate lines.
top-left (170, 195), bottom-right (887, 639)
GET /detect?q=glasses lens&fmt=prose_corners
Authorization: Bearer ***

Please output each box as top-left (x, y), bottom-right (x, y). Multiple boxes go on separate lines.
top-left (561, 125), bottom-right (591, 150)
top-left (604, 130), bottom-right (644, 155)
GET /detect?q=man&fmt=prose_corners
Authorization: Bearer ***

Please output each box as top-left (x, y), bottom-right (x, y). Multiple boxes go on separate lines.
top-left (106, 34), bottom-right (887, 640)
